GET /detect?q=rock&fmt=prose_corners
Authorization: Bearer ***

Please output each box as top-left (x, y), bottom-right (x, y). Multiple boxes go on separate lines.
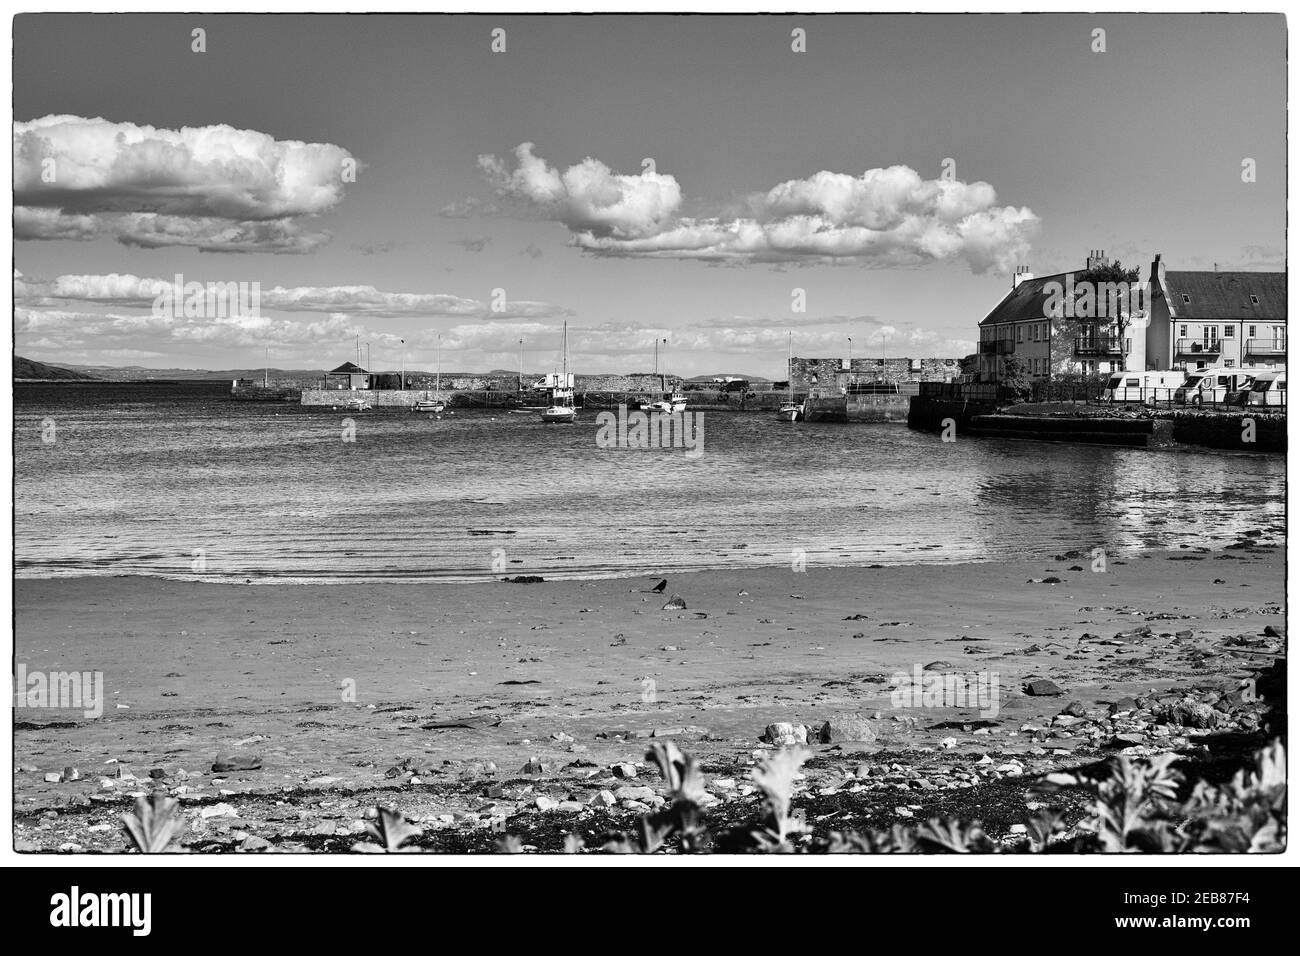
top-left (761, 722), bottom-right (808, 746)
top-left (519, 758), bottom-right (549, 775)
top-left (1152, 697), bottom-right (1223, 729)
top-left (591, 790), bottom-right (617, 807)
top-left (661, 594), bottom-right (687, 610)
top-left (1107, 733), bottom-right (1147, 747)
top-left (613, 785), bottom-right (656, 802)
top-left (534, 796), bottom-right (559, 811)
top-left (240, 835), bottom-right (272, 852)
top-left (818, 715), bottom-right (879, 745)
top-left (612, 763), bottom-right (638, 779)
top-left (1060, 701), bottom-right (1087, 718)
top-left (1264, 625), bottom-right (1285, 638)
top-left (199, 802), bottom-right (238, 820)
top-left (212, 754), bottom-right (262, 773)
top-left (43, 772), bottom-right (62, 783)
top-left (1023, 679), bottom-right (1064, 696)
top-left (1108, 697), bottom-right (1139, 715)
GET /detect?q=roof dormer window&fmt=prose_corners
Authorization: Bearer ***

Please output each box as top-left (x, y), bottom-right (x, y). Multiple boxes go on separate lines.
top-left (1250, 295), bottom-right (1260, 305)
top-left (1181, 294), bottom-right (1192, 305)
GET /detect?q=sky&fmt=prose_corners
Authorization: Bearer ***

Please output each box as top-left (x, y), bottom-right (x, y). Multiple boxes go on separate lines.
top-left (12, 13), bottom-right (1286, 378)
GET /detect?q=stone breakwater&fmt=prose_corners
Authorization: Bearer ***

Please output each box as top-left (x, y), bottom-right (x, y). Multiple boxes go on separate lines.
top-left (907, 396), bottom-right (1285, 452)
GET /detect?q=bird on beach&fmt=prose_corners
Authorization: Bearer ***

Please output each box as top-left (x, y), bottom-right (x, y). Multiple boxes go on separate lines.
top-left (649, 579), bottom-right (667, 593)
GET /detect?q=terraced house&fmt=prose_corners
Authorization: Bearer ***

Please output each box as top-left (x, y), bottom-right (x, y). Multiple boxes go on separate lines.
top-left (977, 250), bottom-right (1286, 381)
top-left (1145, 255), bottom-right (1286, 373)
top-left (977, 251), bottom-right (1145, 382)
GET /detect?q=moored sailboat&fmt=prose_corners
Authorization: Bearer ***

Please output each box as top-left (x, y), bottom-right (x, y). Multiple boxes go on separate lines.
top-left (541, 322), bottom-right (578, 423)
top-left (778, 331), bottom-right (804, 421)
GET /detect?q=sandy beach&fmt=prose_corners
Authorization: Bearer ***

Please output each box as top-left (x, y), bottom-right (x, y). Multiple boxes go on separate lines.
top-left (13, 541), bottom-right (1284, 853)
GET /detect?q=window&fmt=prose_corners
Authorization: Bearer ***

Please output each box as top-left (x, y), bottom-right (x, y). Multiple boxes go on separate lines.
top-left (1179, 325), bottom-right (1188, 337)
top-left (1225, 359), bottom-right (1235, 368)
top-left (1223, 326), bottom-right (1234, 337)
top-left (1250, 295), bottom-right (1260, 306)
top-left (1125, 378), bottom-right (1139, 387)
top-left (1249, 325), bottom-right (1257, 338)
top-left (1017, 325), bottom-right (1024, 342)
top-left (1182, 294), bottom-right (1192, 305)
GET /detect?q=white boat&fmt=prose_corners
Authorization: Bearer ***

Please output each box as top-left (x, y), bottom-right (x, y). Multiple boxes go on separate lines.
top-left (541, 322), bottom-right (578, 423)
top-left (413, 336), bottom-right (447, 413)
top-left (341, 397), bottom-right (371, 412)
top-left (646, 396), bottom-right (687, 414)
top-left (778, 332), bottom-right (803, 421)
top-left (644, 337), bottom-right (687, 414)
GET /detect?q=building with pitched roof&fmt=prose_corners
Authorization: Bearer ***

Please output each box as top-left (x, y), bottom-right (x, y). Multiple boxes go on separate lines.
top-left (1146, 255), bottom-right (1286, 372)
top-left (324, 361), bottom-right (370, 390)
top-left (976, 250), bottom-right (1285, 382)
top-left (977, 250), bottom-right (1144, 381)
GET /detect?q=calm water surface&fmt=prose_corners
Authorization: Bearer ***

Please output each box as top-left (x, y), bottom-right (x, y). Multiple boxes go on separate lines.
top-left (13, 382), bottom-right (1286, 583)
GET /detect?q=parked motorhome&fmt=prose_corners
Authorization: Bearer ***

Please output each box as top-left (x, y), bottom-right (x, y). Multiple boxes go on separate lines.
top-left (1242, 369), bottom-right (1287, 407)
top-left (1102, 370), bottom-right (1185, 404)
top-left (1173, 368), bottom-right (1260, 406)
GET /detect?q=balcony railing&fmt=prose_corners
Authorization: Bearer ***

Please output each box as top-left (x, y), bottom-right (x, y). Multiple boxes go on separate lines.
top-left (979, 340), bottom-right (1014, 355)
top-left (1074, 335), bottom-right (1122, 356)
top-left (1245, 338), bottom-right (1287, 356)
top-left (1175, 338), bottom-right (1222, 355)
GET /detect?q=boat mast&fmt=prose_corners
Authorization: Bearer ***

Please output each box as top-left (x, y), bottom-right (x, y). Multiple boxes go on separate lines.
top-left (264, 346), bottom-right (268, 388)
top-left (435, 334), bottom-right (441, 397)
top-left (788, 332), bottom-right (793, 402)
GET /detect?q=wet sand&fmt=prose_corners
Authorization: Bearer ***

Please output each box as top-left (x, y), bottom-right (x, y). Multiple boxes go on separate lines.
top-left (13, 545), bottom-right (1285, 852)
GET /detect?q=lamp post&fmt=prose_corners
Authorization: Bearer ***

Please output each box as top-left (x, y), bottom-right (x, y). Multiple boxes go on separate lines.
top-left (847, 335), bottom-right (853, 393)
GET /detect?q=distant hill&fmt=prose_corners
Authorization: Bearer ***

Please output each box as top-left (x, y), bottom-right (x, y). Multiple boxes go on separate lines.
top-left (685, 373), bottom-right (771, 383)
top-left (14, 356), bottom-right (98, 381)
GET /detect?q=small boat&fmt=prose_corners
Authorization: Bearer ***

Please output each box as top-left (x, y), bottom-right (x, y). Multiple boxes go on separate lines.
top-left (341, 397), bottom-right (371, 412)
top-left (644, 337), bottom-right (687, 414)
top-left (646, 395), bottom-right (687, 414)
top-left (541, 321), bottom-right (578, 424)
top-left (413, 336), bottom-right (447, 413)
top-left (777, 332), bottom-right (803, 421)
top-left (541, 405), bottom-right (578, 423)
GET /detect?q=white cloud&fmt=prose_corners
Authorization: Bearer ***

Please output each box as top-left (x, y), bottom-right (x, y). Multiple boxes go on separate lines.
top-left (476, 145), bottom-right (1036, 272)
top-left (15, 271), bottom-right (570, 323)
top-left (479, 142), bottom-right (683, 239)
top-left (13, 115), bottom-right (356, 252)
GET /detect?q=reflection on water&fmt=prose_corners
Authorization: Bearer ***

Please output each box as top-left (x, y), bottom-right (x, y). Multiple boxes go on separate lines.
top-left (13, 382), bottom-right (1286, 583)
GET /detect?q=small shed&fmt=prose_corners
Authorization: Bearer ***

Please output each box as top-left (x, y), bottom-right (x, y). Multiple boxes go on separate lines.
top-left (324, 361), bottom-right (370, 390)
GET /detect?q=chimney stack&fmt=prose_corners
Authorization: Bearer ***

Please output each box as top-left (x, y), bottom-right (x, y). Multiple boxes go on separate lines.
top-left (1086, 249), bottom-right (1110, 271)
top-left (1012, 265), bottom-right (1035, 289)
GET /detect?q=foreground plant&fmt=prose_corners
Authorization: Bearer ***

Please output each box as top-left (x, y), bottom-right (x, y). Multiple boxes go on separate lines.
top-left (601, 741), bottom-right (710, 853)
top-left (122, 793), bottom-right (186, 853)
top-left (353, 806), bottom-right (423, 853)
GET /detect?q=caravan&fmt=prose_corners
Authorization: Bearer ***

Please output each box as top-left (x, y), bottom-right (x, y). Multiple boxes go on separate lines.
top-left (1101, 370), bottom-right (1184, 404)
